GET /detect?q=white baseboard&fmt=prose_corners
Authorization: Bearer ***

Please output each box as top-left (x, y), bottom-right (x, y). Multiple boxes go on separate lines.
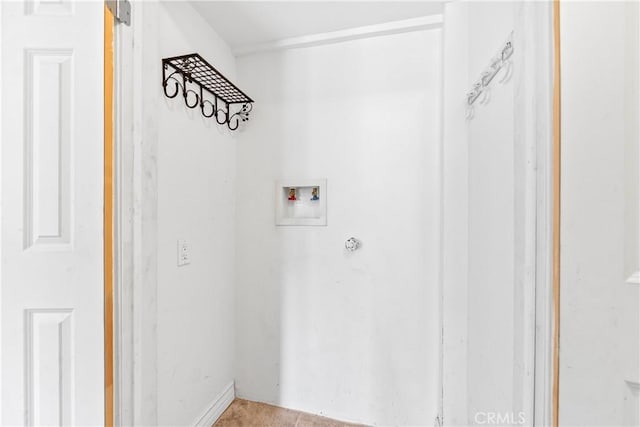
top-left (193, 381), bottom-right (235, 427)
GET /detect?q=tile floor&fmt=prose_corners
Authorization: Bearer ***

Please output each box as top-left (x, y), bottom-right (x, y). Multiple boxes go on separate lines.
top-left (214, 399), bottom-right (365, 427)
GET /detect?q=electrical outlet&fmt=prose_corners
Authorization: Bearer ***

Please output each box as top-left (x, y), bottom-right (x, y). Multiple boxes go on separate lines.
top-left (177, 239), bottom-right (190, 266)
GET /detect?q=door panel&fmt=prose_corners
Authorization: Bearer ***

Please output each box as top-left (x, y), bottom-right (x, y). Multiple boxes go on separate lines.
top-left (1, 1), bottom-right (104, 425)
top-left (559, 3), bottom-right (640, 425)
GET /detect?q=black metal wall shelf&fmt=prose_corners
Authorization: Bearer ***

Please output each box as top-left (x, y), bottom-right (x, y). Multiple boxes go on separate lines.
top-left (162, 53), bottom-right (253, 131)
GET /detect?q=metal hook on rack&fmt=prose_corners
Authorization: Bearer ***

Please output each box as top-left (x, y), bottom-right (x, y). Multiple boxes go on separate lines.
top-left (199, 88), bottom-right (216, 118)
top-left (501, 40), bottom-right (514, 62)
top-left (200, 100), bottom-right (216, 118)
top-left (467, 82), bottom-right (483, 106)
top-left (481, 57), bottom-right (501, 87)
top-left (498, 60), bottom-right (513, 84)
top-left (162, 67), bottom-right (182, 99)
top-left (226, 103), bottom-right (252, 131)
top-left (227, 113), bottom-right (240, 131)
top-left (465, 104), bottom-right (475, 121)
top-left (215, 105), bottom-right (228, 126)
top-left (465, 31), bottom-right (514, 118)
top-left (479, 86), bottom-right (491, 105)
top-left (184, 89), bottom-right (200, 109)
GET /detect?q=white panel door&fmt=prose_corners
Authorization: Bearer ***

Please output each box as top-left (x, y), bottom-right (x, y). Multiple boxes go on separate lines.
top-left (1, 1), bottom-right (104, 425)
top-left (559, 3), bottom-right (640, 425)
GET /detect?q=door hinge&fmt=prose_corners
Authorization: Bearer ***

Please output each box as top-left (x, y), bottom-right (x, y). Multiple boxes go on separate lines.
top-left (106, 0), bottom-right (131, 26)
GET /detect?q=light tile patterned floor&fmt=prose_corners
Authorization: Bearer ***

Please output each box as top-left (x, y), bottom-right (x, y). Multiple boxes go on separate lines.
top-left (214, 399), bottom-right (365, 427)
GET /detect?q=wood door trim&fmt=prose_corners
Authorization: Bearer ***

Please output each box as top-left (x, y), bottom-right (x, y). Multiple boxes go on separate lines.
top-left (104, 5), bottom-right (115, 427)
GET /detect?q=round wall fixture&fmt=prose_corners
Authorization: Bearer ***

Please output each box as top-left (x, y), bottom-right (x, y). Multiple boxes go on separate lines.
top-left (345, 237), bottom-right (361, 252)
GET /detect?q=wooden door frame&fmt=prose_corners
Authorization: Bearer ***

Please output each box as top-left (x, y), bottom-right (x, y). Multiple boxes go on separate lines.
top-left (104, 4), bottom-right (115, 427)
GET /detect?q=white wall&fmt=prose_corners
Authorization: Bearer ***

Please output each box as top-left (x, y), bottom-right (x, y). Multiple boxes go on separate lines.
top-left (442, 2), bottom-right (551, 424)
top-left (441, 3), bottom-right (470, 424)
top-left (148, 2), bottom-right (238, 425)
top-left (465, 3), bottom-right (518, 421)
top-left (560, 3), bottom-right (640, 425)
top-left (234, 30), bottom-right (442, 426)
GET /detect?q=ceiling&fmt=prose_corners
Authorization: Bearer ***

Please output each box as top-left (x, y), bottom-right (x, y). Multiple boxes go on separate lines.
top-left (190, 1), bottom-right (444, 51)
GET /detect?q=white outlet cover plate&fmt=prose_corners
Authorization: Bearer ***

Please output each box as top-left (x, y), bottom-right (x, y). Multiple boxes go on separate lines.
top-left (177, 239), bottom-right (190, 266)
